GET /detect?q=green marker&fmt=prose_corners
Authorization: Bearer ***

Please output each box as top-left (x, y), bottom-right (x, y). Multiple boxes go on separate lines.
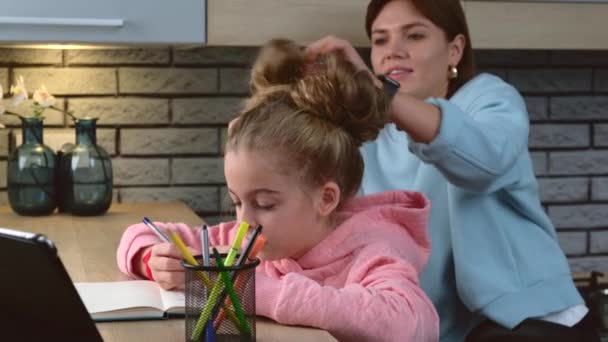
top-left (167, 230), bottom-right (243, 331)
top-left (213, 249), bottom-right (250, 334)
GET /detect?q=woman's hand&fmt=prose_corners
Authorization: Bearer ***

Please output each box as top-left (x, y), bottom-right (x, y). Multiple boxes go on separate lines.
top-left (306, 36), bottom-right (442, 142)
top-left (136, 243), bottom-right (199, 290)
top-left (305, 35), bottom-right (382, 88)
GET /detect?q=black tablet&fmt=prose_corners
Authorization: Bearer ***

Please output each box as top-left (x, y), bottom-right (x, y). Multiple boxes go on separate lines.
top-left (0, 227), bottom-right (103, 341)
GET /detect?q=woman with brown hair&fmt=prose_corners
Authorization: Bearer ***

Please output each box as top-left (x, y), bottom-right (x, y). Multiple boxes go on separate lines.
top-left (307, 0), bottom-right (593, 341)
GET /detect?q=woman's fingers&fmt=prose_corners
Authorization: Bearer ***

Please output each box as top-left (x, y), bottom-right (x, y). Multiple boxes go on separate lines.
top-left (306, 36), bottom-right (357, 60)
top-left (306, 35), bottom-right (378, 85)
top-left (305, 35), bottom-right (350, 60)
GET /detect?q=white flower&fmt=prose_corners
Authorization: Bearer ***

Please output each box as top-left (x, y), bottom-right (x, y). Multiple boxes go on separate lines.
top-left (10, 75), bottom-right (28, 106)
top-left (33, 85), bottom-right (56, 108)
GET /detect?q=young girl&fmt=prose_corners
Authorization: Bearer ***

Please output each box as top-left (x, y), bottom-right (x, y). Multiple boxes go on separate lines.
top-left (117, 39), bottom-right (438, 341)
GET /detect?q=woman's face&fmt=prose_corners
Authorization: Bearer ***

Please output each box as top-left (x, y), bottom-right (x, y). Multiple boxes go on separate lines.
top-left (224, 149), bottom-right (334, 261)
top-left (370, 0), bottom-right (463, 100)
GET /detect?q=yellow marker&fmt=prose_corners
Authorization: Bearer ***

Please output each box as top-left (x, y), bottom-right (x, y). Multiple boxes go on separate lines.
top-left (167, 230), bottom-right (243, 332)
top-left (224, 222), bottom-right (250, 267)
top-left (169, 230), bottom-right (200, 266)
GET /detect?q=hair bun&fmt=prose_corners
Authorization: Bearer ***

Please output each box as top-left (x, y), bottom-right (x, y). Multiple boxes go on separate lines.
top-left (249, 39), bottom-right (389, 147)
top-left (291, 52), bottom-right (388, 147)
top-left (250, 39), bottom-right (305, 93)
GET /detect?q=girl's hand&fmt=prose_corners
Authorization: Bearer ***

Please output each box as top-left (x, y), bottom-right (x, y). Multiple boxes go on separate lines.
top-left (305, 35), bottom-right (382, 88)
top-left (138, 243), bottom-right (199, 290)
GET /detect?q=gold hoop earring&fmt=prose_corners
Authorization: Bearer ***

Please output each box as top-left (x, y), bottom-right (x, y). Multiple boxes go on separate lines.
top-left (448, 65), bottom-right (458, 79)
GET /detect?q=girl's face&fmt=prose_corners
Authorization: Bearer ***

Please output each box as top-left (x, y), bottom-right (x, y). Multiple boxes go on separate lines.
top-left (224, 149), bottom-right (337, 261)
top-left (370, 0), bottom-right (464, 100)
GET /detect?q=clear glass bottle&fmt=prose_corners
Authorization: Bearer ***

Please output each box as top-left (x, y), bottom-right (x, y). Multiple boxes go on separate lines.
top-left (7, 116), bottom-right (57, 215)
top-left (57, 118), bottom-right (113, 216)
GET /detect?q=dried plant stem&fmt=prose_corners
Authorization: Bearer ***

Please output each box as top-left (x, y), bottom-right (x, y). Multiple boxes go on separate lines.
top-left (50, 105), bottom-right (78, 121)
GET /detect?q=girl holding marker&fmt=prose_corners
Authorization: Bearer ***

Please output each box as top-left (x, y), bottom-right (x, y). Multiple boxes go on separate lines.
top-left (117, 39), bottom-right (438, 341)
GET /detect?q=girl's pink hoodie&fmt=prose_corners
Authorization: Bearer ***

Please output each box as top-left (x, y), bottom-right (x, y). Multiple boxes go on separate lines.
top-left (117, 190), bottom-right (439, 341)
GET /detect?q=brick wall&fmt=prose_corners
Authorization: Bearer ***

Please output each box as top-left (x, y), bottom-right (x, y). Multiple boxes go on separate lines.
top-left (0, 47), bottom-right (258, 224)
top-left (0, 47), bottom-right (607, 272)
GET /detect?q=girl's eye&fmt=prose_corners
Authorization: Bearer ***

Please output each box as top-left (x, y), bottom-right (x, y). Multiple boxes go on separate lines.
top-left (256, 203), bottom-right (275, 210)
top-left (408, 33), bottom-right (425, 40)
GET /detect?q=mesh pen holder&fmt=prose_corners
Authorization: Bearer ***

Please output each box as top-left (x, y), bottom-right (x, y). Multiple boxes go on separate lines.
top-left (183, 255), bottom-right (259, 342)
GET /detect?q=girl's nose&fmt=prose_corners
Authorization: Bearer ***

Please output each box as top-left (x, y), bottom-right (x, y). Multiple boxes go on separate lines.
top-left (238, 208), bottom-right (257, 228)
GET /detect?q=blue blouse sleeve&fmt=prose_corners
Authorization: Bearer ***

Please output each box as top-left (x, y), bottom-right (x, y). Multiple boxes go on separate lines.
top-left (408, 78), bottom-right (530, 193)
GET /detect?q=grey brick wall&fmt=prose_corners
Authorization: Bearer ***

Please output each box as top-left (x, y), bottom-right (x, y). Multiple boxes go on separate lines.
top-left (0, 47), bottom-right (254, 224)
top-left (1, 47), bottom-right (607, 271)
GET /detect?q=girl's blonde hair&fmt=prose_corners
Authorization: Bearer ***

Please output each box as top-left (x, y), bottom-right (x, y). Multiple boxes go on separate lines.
top-left (226, 39), bottom-right (388, 205)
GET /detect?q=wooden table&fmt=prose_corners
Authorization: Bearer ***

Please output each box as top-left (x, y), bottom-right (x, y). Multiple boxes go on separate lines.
top-left (0, 202), bottom-right (337, 342)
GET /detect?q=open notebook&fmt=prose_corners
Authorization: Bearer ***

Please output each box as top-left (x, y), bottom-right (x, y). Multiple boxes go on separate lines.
top-left (75, 280), bottom-right (185, 321)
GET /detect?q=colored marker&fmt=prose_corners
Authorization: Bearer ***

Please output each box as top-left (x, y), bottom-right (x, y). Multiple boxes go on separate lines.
top-left (191, 222), bottom-right (252, 340)
top-left (200, 225), bottom-right (215, 342)
top-left (143, 217), bottom-right (170, 243)
top-left (214, 233), bottom-right (266, 329)
top-left (166, 228), bottom-right (242, 332)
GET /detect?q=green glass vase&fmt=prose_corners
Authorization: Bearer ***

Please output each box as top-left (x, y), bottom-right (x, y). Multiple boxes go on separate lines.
top-left (56, 118), bottom-right (113, 216)
top-left (7, 117), bottom-right (57, 215)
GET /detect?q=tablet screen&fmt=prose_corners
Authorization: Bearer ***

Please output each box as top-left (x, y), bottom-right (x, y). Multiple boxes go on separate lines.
top-left (0, 227), bottom-right (102, 341)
